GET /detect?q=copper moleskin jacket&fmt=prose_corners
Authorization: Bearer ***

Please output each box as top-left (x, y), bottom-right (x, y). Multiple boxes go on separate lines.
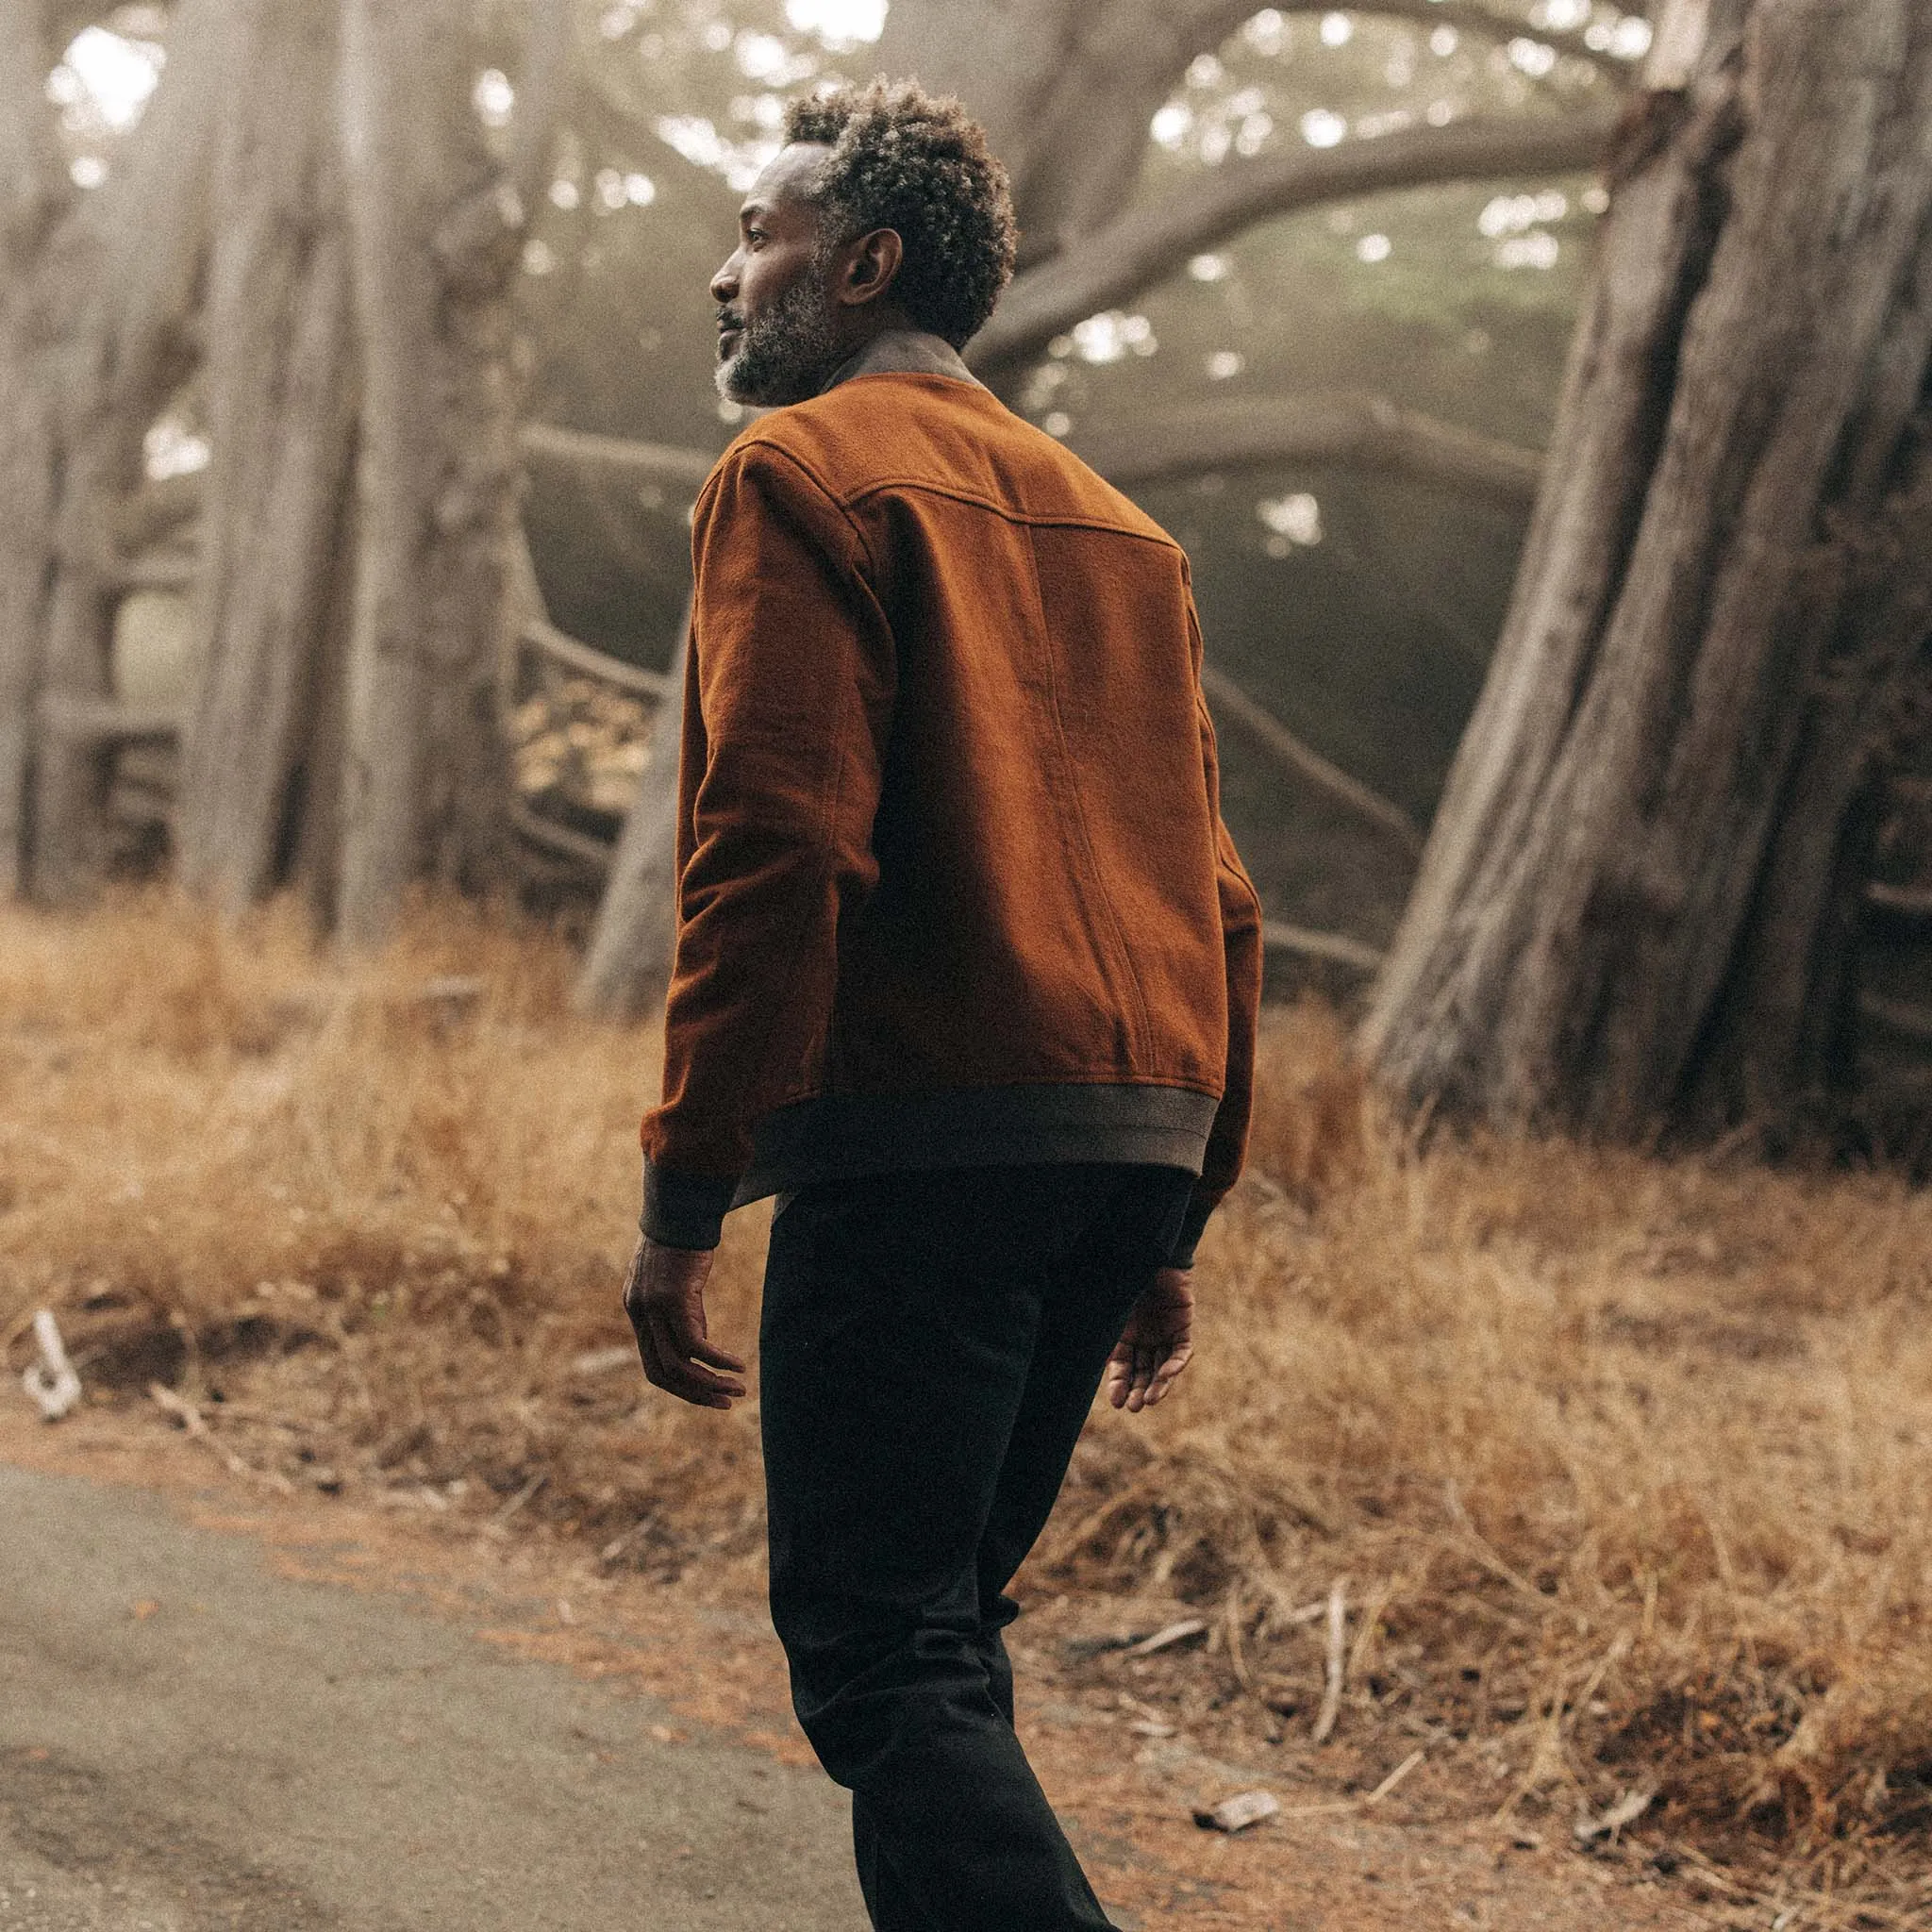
top-left (640, 370), bottom-right (1263, 1263)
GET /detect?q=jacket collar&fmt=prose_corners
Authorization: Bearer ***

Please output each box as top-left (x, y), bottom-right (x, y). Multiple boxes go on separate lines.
top-left (819, 328), bottom-right (983, 394)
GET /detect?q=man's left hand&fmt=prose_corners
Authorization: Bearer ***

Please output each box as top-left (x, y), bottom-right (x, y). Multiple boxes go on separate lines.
top-left (623, 1238), bottom-right (748, 1410)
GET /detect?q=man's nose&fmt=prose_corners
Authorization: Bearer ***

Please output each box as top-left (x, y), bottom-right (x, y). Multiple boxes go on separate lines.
top-left (710, 252), bottom-right (741, 305)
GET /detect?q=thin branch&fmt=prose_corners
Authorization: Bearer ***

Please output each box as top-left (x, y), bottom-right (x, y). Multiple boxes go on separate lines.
top-left (1276, 1), bottom-right (1635, 82)
top-left (101, 424), bottom-right (715, 557)
top-left (520, 421), bottom-right (716, 491)
top-left (1180, 0), bottom-right (1288, 48)
top-left (1312, 1578), bottom-right (1348, 1744)
top-left (1074, 390), bottom-right (1542, 506)
top-left (45, 2), bottom-right (115, 50)
top-left (106, 551), bottom-right (194, 592)
top-left (40, 693), bottom-right (180, 742)
top-left (507, 0), bottom-right (575, 226)
top-left (519, 612), bottom-right (669, 698)
top-left (971, 111), bottom-right (1611, 374)
top-left (113, 471), bottom-right (203, 553)
top-left (570, 72), bottom-right (700, 175)
top-left (508, 798), bottom-right (614, 874)
top-left (1263, 921), bottom-right (1388, 974)
top-left (1200, 660), bottom-right (1425, 855)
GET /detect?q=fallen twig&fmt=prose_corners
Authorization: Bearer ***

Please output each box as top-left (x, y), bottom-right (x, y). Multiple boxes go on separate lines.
top-left (1204, 1750), bottom-right (1425, 1827)
top-left (570, 1345), bottom-right (639, 1378)
top-left (147, 1382), bottom-right (292, 1492)
top-left (1126, 1617), bottom-right (1208, 1658)
top-left (494, 1471), bottom-right (547, 1524)
top-left (23, 1310), bottom-right (82, 1422)
top-left (1312, 1578), bottom-right (1347, 1744)
top-left (1366, 1748), bottom-right (1426, 1805)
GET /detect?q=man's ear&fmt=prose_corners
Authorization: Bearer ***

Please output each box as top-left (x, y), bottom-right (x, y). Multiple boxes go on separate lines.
top-left (836, 227), bottom-right (905, 309)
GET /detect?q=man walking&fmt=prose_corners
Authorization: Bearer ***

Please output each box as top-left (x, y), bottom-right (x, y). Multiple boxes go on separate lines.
top-left (622, 78), bottom-right (1262, 1931)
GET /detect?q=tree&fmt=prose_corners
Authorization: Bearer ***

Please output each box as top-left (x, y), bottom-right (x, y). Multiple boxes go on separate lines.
top-left (574, 603), bottom-right (690, 1018)
top-left (9, 0), bottom-right (571, 940)
top-left (0, 0), bottom-right (220, 902)
top-left (333, 0), bottom-right (530, 944)
top-left (175, 0), bottom-right (357, 914)
top-left (1363, 0), bottom-right (1932, 1136)
top-left (876, 0), bottom-right (1619, 376)
top-left (0, 0), bottom-right (77, 898)
top-left (571, 0), bottom-right (1632, 1015)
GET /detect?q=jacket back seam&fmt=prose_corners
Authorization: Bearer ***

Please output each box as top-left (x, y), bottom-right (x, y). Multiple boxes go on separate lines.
top-left (1016, 525), bottom-right (1158, 1068)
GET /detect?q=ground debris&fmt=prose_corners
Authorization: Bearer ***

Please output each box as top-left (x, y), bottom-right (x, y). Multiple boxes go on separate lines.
top-left (1193, 1789), bottom-right (1280, 1833)
top-left (1126, 1617), bottom-right (1208, 1658)
top-left (22, 1310), bottom-right (82, 1422)
top-left (1575, 1790), bottom-right (1653, 1844)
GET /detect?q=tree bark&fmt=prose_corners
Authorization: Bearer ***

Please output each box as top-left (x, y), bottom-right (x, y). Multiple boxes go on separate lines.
top-left (0, 0), bottom-right (75, 895)
top-left (573, 604), bottom-right (691, 1020)
top-left (1364, 0), bottom-right (1932, 1137)
top-left (876, 0), bottom-right (1257, 266)
top-left (333, 0), bottom-right (533, 948)
top-left (25, 0), bottom-right (223, 902)
top-left (175, 0), bottom-right (356, 912)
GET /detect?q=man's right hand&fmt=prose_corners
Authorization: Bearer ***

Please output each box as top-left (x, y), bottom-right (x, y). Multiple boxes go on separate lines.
top-left (622, 1237), bottom-right (749, 1410)
top-left (1104, 1267), bottom-right (1194, 1413)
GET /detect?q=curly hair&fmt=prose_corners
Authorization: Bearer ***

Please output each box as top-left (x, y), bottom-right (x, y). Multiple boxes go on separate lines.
top-left (785, 79), bottom-right (1017, 351)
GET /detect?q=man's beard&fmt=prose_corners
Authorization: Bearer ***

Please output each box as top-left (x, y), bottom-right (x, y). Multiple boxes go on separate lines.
top-left (715, 273), bottom-right (842, 408)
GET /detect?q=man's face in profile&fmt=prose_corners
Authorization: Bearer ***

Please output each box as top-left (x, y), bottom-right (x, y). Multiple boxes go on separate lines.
top-left (710, 143), bottom-right (843, 408)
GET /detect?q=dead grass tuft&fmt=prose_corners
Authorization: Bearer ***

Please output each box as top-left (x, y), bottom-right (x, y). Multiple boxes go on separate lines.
top-left (4, 894), bottom-right (1930, 1906)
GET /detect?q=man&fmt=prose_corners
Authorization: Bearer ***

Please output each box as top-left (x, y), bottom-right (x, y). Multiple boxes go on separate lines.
top-left (622, 78), bottom-right (1262, 1932)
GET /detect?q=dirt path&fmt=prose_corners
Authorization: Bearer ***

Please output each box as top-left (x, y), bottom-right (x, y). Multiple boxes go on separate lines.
top-left (0, 1407), bottom-right (1713, 1932)
top-left (0, 1456), bottom-right (863, 1931)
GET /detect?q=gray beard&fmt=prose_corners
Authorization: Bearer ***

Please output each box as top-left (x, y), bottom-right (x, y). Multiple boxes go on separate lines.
top-left (715, 275), bottom-right (842, 408)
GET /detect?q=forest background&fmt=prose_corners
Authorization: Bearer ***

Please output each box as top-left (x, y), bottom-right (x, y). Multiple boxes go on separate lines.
top-left (4, 2), bottom-right (1932, 1926)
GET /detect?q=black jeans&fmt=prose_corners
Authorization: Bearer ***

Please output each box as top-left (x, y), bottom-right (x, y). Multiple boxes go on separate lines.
top-left (758, 1161), bottom-right (1193, 1932)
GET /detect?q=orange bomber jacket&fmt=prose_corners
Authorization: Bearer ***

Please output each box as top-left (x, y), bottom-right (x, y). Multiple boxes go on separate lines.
top-left (640, 370), bottom-right (1264, 1264)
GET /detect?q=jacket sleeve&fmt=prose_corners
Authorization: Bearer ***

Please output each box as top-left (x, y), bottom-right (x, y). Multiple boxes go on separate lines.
top-left (1167, 601), bottom-right (1265, 1270)
top-left (639, 441), bottom-right (892, 1249)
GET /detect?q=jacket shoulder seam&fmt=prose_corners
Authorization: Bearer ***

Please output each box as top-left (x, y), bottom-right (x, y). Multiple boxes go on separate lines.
top-left (843, 475), bottom-right (1181, 547)
top-left (703, 435), bottom-right (879, 576)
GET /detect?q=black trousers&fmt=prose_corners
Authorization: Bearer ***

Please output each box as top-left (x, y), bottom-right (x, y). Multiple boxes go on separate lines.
top-left (758, 1162), bottom-right (1193, 1932)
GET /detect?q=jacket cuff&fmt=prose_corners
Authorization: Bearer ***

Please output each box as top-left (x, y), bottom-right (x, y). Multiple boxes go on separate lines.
top-left (641, 1159), bottom-right (736, 1251)
top-left (1166, 1185), bottom-right (1220, 1271)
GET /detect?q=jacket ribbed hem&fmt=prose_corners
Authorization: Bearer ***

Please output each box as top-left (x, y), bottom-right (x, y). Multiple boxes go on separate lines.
top-left (641, 1081), bottom-right (1219, 1253)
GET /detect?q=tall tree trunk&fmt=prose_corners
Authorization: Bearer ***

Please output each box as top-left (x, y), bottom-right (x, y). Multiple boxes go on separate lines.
top-left (0, 0), bottom-right (74, 895)
top-left (1364, 0), bottom-right (1932, 1137)
top-left (574, 605), bottom-right (689, 1019)
top-left (175, 0), bottom-right (356, 912)
top-left (26, 0), bottom-right (222, 903)
top-left (334, 0), bottom-right (528, 947)
top-left (876, 0), bottom-right (1255, 264)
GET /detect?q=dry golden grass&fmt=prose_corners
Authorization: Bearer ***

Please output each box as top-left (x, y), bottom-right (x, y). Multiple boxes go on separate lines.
top-left (3, 893), bottom-right (1929, 1913)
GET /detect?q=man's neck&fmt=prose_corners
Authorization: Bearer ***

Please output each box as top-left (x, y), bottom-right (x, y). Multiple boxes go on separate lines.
top-left (819, 327), bottom-right (982, 394)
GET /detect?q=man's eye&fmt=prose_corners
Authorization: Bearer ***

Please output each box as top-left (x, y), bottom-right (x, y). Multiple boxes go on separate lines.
top-left (745, 229), bottom-right (767, 245)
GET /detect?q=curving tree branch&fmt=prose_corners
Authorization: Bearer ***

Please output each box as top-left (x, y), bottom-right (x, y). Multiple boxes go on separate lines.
top-left (520, 420), bottom-right (717, 491)
top-left (1199, 660), bottom-right (1425, 854)
top-left (970, 111), bottom-right (1612, 374)
top-left (1072, 389), bottom-right (1543, 505)
top-left (1274, 1), bottom-right (1637, 82)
